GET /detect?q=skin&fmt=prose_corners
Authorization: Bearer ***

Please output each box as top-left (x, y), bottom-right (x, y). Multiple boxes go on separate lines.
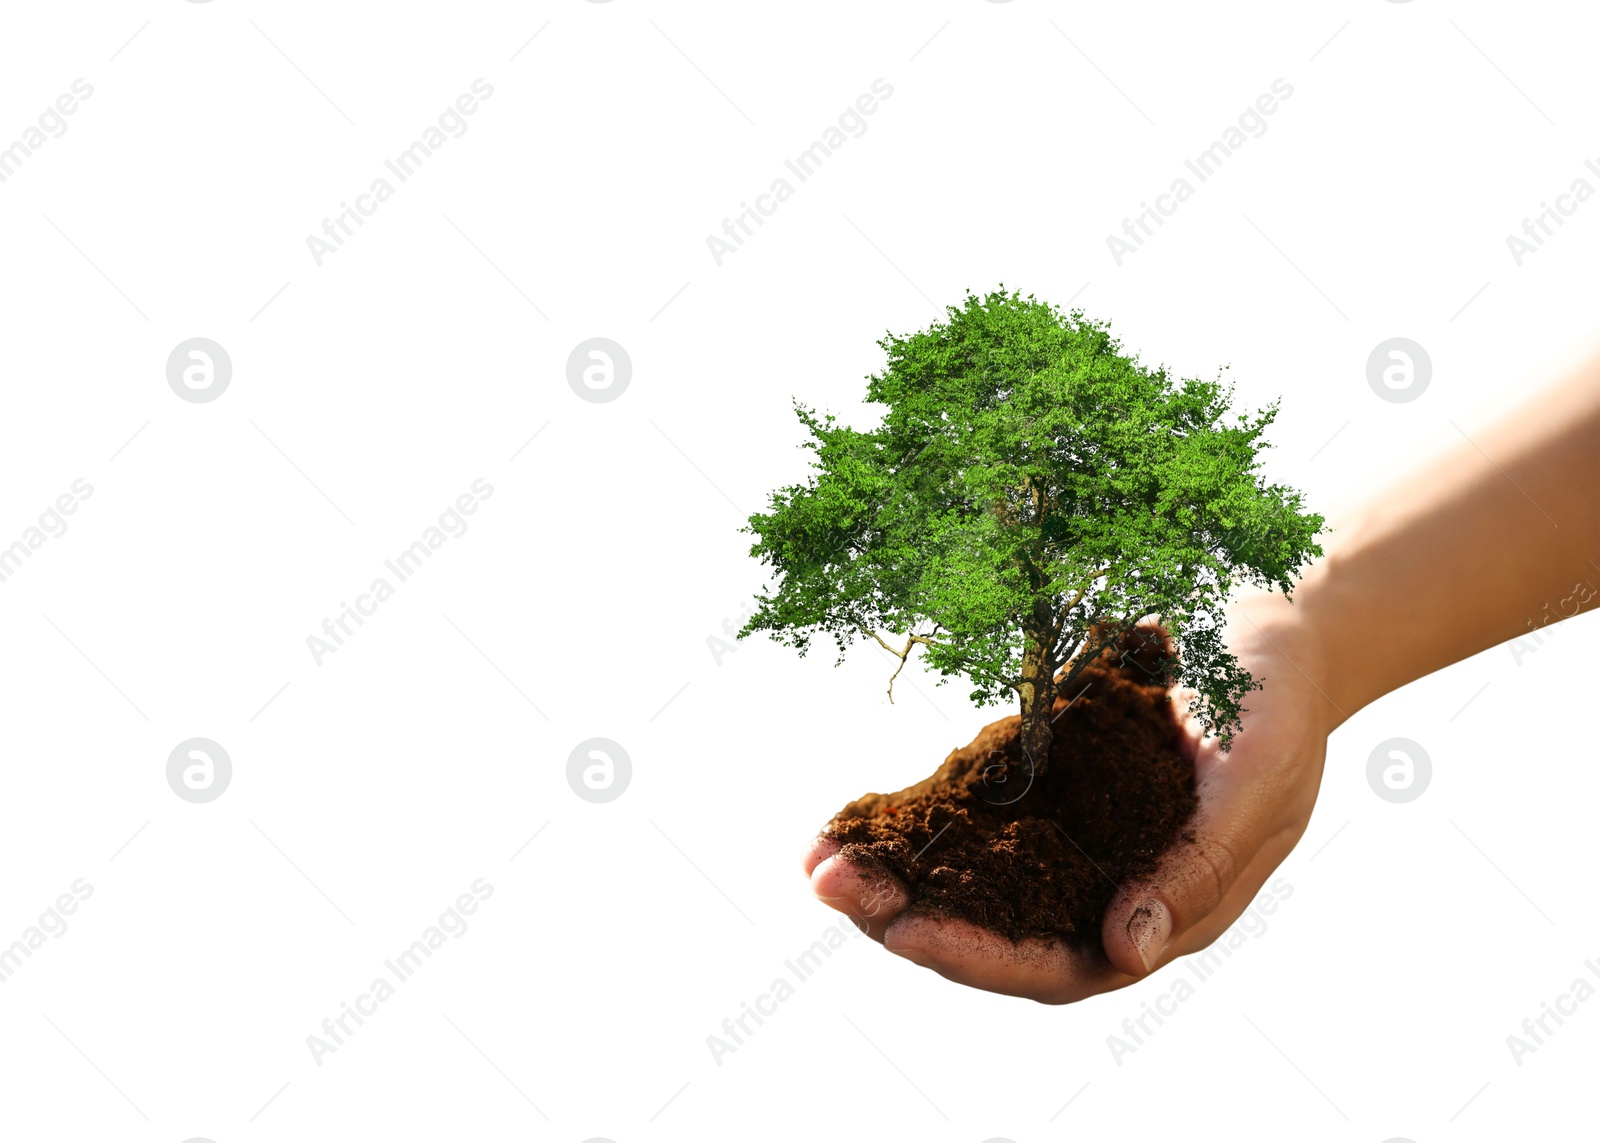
top-left (804, 330), bottom-right (1600, 1003)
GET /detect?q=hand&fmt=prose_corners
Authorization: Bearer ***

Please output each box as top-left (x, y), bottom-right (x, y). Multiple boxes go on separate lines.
top-left (802, 592), bottom-right (1336, 1003)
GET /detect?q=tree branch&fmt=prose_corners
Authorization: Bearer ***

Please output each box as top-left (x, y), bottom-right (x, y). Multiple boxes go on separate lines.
top-left (857, 624), bottom-right (943, 703)
top-left (885, 633), bottom-right (916, 701)
top-left (857, 624), bottom-right (904, 657)
top-left (1053, 606), bottom-right (1156, 692)
top-left (1060, 564), bottom-right (1112, 615)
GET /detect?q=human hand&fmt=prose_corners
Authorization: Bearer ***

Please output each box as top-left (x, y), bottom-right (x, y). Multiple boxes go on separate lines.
top-left (802, 593), bottom-right (1336, 1003)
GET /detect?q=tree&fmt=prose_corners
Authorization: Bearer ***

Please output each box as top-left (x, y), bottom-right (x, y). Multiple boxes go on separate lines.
top-left (740, 289), bottom-right (1324, 768)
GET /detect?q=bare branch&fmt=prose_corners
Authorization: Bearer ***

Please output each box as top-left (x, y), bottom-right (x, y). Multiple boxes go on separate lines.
top-left (857, 625), bottom-right (903, 657)
top-left (885, 633), bottom-right (916, 701)
top-left (857, 624), bottom-right (943, 703)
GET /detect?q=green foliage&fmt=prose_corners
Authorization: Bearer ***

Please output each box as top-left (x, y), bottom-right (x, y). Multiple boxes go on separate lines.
top-left (740, 289), bottom-right (1324, 748)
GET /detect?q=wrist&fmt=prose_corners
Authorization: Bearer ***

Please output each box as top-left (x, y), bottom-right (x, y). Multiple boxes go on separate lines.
top-left (1227, 574), bottom-right (1344, 737)
top-left (1261, 526), bottom-right (1374, 734)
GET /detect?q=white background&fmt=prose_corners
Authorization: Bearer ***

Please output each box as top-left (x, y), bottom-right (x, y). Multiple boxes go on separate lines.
top-left (1, 1), bottom-right (1596, 1140)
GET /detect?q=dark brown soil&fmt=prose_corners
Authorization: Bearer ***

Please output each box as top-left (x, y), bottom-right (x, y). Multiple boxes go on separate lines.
top-left (825, 628), bottom-right (1197, 944)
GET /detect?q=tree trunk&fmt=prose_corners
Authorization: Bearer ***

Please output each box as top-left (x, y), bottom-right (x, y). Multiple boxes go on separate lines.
top-left (1018, 635), bottom-right (1056, 774)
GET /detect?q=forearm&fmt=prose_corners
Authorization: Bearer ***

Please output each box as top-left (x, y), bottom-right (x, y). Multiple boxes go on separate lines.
top-left (1258, 332), bottom-right (1600, 733)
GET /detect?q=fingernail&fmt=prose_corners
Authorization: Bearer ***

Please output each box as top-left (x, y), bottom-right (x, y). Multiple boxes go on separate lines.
top-left (1127, 900), bottom-right (1173, 972)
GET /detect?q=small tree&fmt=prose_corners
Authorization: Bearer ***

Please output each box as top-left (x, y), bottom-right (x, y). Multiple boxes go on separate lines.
top-left (740, 290), bottom-right (1325, 768)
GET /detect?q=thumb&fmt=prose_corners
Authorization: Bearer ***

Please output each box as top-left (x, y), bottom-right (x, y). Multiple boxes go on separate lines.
top-left (1100, 811), bottom-right (1258, 978)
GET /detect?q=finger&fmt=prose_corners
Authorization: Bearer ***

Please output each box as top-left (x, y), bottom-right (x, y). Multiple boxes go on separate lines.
top-left (1100, 799), bottom-right (1276, 978)
top-left (1163, 822), bottom-right (1302, 956)
top-left (809, 854), bottom-right (909, 942)
top-left (801, 835), bottom-right (839, 878)
top-left (883, 912), bottom-right (1131, 1004)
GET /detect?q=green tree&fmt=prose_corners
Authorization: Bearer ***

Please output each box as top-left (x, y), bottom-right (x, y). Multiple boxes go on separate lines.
top-left (740, 289), bottom-right (1324, 768)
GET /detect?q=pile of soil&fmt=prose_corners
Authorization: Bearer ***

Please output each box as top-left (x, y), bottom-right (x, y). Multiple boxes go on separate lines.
top-left (825, 628), bottom-right (1197, 944)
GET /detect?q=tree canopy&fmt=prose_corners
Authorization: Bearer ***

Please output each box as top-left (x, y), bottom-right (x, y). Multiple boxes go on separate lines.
top-left (740, 289), bottom-right (1323, 758)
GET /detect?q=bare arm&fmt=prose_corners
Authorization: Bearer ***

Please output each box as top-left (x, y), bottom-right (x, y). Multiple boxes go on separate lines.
top-left (1286, 332), bottom-right (1600, 731)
